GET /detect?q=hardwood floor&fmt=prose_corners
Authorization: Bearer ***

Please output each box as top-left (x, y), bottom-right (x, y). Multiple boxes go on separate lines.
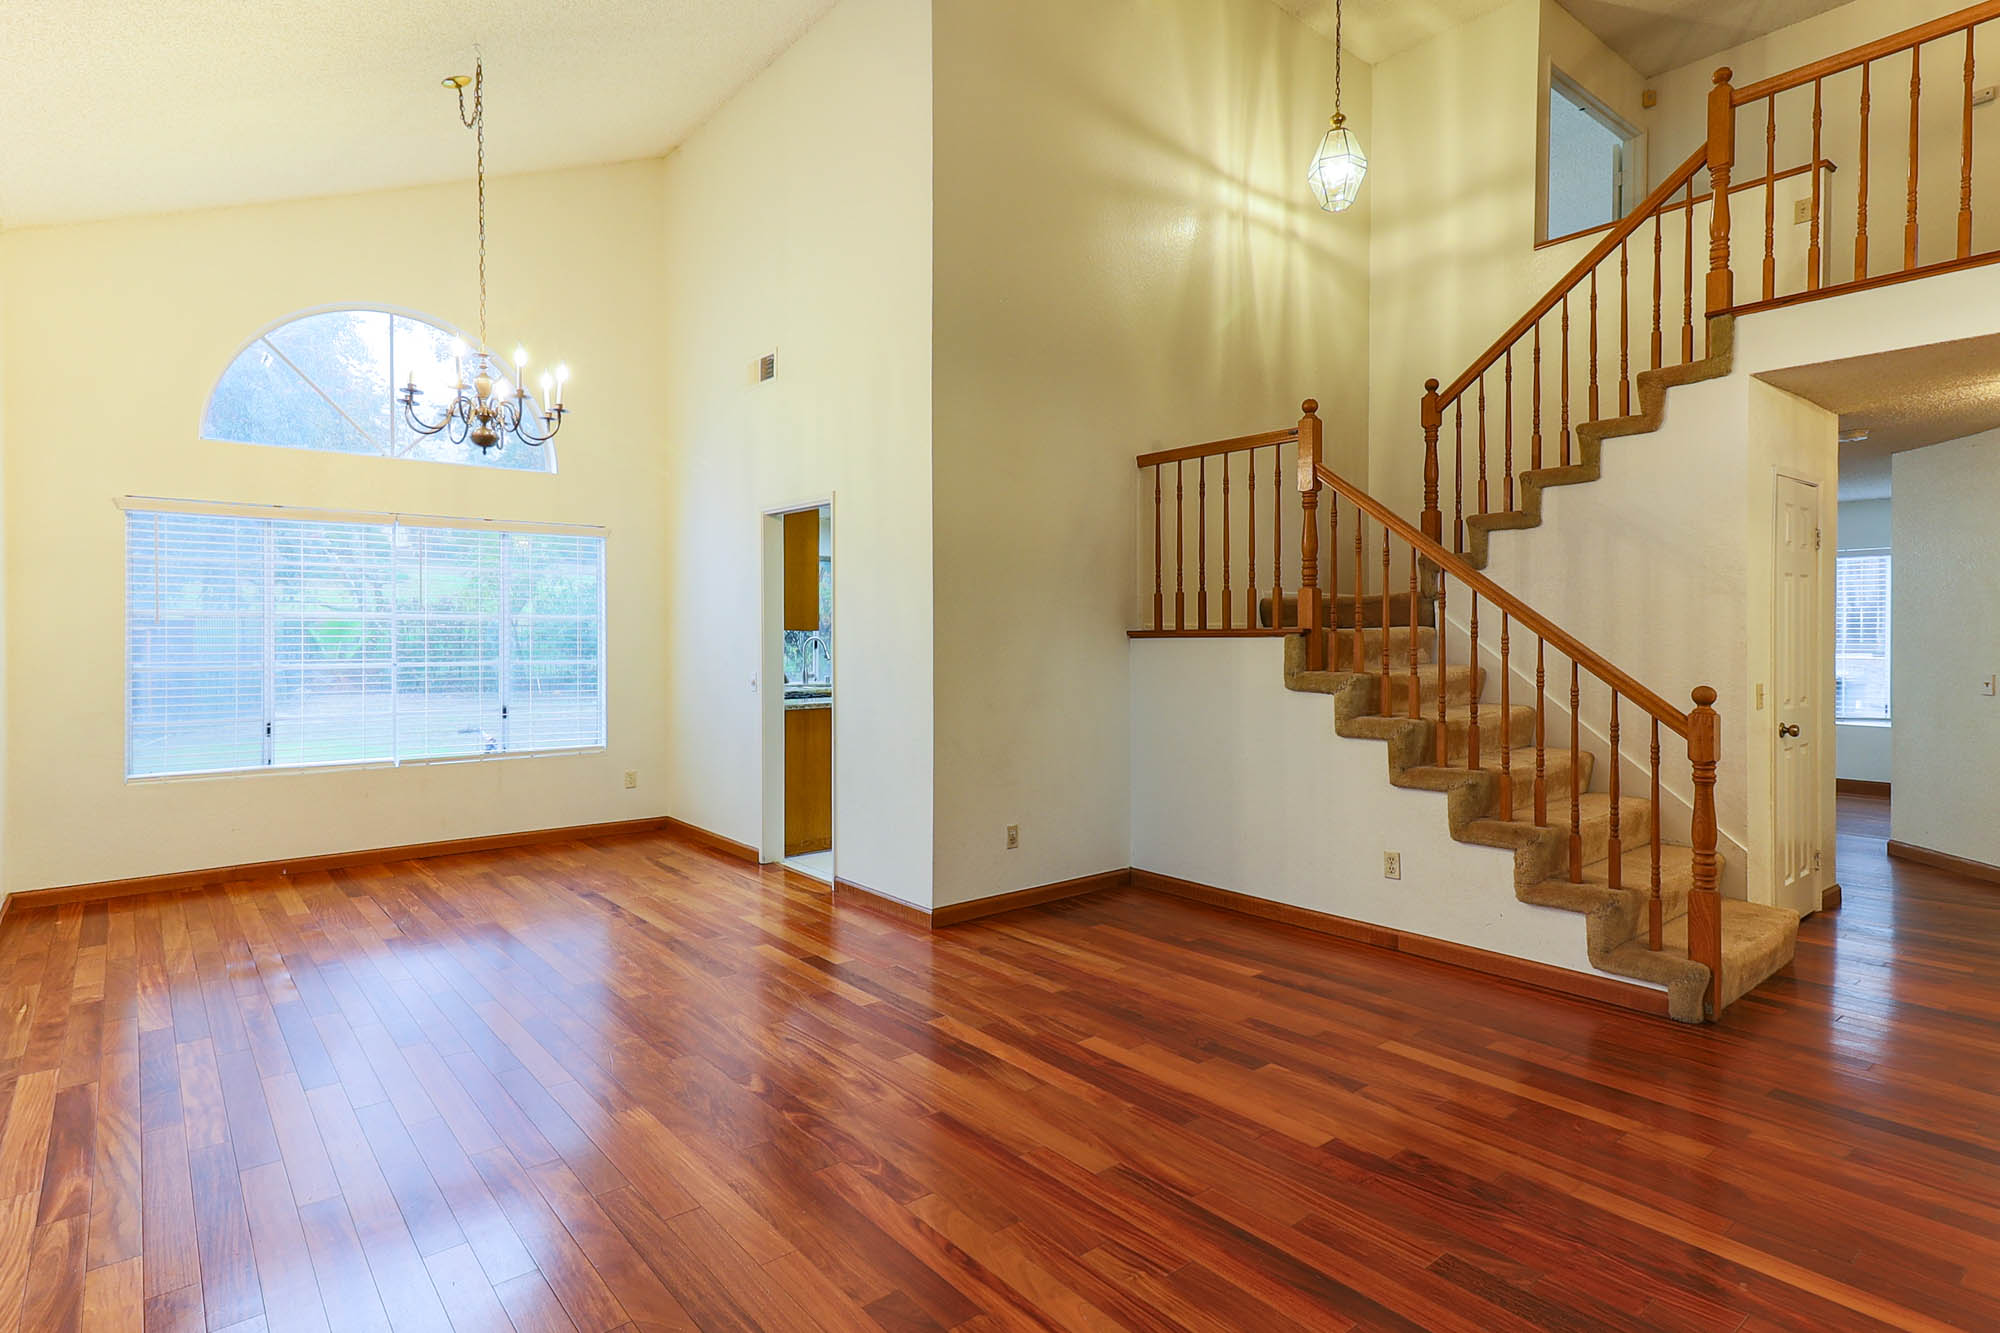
top-left (0, 792), bottom-right (1993, 1331)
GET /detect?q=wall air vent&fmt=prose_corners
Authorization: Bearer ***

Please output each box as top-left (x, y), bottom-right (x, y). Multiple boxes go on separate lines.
top-left (759, 353), bottom-right (777, 383)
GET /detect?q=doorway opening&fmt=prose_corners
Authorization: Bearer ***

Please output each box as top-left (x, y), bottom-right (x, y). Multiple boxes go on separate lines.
top-left (769, 503), bottom-right (833, 882)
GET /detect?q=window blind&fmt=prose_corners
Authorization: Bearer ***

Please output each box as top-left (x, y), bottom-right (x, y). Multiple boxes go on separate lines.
top-left (1835, 551), bottom-right (1890, 722)
top-left (126, 508), bottom-right (604, 778)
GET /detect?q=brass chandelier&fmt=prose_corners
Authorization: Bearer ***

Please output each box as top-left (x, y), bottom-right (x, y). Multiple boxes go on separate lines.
top-left (401, 58), bottom-right (569, 453)
top-left (1307, 0), bottom-right (1368, 213)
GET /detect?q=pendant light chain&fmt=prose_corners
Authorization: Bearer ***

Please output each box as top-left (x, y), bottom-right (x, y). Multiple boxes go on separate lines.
top-left (456, 61), bottom-right (488, 351)
top-left (1334, 0), bottom-right (1343, 120)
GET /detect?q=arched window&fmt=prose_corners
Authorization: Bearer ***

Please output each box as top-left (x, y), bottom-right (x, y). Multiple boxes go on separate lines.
top-left (201, 308), bottom-right (556, 473)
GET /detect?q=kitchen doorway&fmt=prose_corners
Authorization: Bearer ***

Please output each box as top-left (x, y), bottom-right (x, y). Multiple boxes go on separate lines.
top-left (770, 503), bottom-right (832, 881)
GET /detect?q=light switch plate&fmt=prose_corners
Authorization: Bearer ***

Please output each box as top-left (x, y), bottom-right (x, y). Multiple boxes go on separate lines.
top-left (1983, 675), bottom-right (1997, 697)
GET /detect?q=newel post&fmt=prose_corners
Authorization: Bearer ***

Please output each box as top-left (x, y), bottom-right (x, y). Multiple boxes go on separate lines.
top-left (1687, 686), bottom-right (1724, 1020)
top-left (1705, 68), bottom-right (1736, 315)
top-left (1297, 400), bottom-right (1325, 670)
top-left (1419, 380), bottom-right (1443, 545)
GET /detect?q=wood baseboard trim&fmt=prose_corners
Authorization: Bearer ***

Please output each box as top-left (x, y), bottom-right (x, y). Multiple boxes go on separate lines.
top-left (1836, 779), bottom-right (1891, 798)
top-left (1820, 883), bottom-right (1844, 911)
top-left (1886, 839), bottom-right (2000, 886)
top-left (932, 870), bottom-right (1131, 927)
top-left (831, 868), bottom-right (1130, 930)
top-left (6, 816), bottom-right (684, 916)
top-left (832, 877), bottom-right (931, 926)
top-left (1130, 869), bottom-right (1673, 1019)
top-left (661, 818), bottom-right (759, 864)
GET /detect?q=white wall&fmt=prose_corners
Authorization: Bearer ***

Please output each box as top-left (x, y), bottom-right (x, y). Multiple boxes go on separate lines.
top-left (930, 0), bottom-right (1369, 908)
top-left (658, 0), bottom-right (936, 907)
top-left (1835, 497), bottom-right (1892, 784)
top-left (1, 160), bottom-right (673, 892)
top-left (1892, 429), bottom-right (2000, 868)
top-left (1130, 638), bottom-right (1659, 988)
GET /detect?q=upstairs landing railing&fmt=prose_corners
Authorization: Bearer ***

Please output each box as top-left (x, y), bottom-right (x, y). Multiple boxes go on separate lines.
top-left (1418, 0), bottom-right (2000, 547)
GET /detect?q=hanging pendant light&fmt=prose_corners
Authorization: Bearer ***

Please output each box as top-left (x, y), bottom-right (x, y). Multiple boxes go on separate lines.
top-left (1308, 0), bottom-right (1368, 213)
top-left (401, 58), bottom-right (569, 453)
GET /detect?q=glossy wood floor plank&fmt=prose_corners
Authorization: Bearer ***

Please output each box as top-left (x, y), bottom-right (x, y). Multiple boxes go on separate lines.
top-left (1, 795), bottom-right (1995, 1329)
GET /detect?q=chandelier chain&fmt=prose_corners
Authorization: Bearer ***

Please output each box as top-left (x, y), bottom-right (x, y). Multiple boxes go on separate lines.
top-left (456, 60), bottom-right (488, 349)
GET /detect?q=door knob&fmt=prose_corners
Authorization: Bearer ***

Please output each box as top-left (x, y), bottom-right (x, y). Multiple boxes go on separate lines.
top-left (1779, 722), bottom-right (1801, 738)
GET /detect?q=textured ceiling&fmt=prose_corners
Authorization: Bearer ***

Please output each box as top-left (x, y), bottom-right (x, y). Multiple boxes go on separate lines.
top-left (1268, 0), bottom-right (1515, 64)
top-left (1273, 0), bottom-right (1856, 76)
top-left (1553, 0), bottom-right (1859, 77)
top-left (0, 0), bottom-right (838, 228)
top-left (1759, 334), bottom-right (2000, 501)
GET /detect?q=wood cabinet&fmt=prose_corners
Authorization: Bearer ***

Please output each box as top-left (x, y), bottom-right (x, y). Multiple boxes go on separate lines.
top-left (784, 706), bottom-right (832, 855)
top-left (784, 510), bottom-right (821, 631)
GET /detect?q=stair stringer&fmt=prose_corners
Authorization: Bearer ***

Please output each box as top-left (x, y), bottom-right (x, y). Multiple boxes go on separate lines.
top-left (1461, 315), bottom-right (1737, 570)
top-left (1278, 635), bottom-right (1714, 1022)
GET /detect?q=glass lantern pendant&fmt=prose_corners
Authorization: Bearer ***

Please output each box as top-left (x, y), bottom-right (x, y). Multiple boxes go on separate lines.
top-left (1309, 112), bottom-right (1368, 213)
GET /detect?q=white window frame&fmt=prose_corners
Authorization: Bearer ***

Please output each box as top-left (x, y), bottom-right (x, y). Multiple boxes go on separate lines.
top-left (1834, 547), bottom-right (1891, 724)
top-left (1542, 68), bottom-right (1645, 244)
top-left (123, 498), bottom-right (607, 782)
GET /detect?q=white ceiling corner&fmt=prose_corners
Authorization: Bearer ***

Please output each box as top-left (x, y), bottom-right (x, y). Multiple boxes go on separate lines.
top-left (0, 0), bottom-right (839, 228)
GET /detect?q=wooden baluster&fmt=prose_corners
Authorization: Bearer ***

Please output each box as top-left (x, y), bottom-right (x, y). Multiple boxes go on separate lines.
top-left (1650, 717), bottom-right (1664, 949)
top-left (1689, 686), bottom-right (1724, 1019)
top-left (1504, 347), bottom-right (1515, 509)
top-left (1221, 454), bottom-right (1232, 630)
top-left (1352, 505), bottom-right (1365, 679)
top-left (1651, 209), bottom-right (1663, 370)
top-left (1453, 402), bottom-right (1465, 552)
top-left (1534, 638), bottom-right (1548, 827)
top-left (1618, 236), bottom-right (1631, 415)
top-left (1682, 179), bottom-right (1696, 360)
top-left (1477, 375), bottom-right (1489, 515)
top-left (1907, 43), bottom-right (1922, 270)
top-left (1498, 613), bottom-right (1513, 820)
top-left (1961, 27), bottom-right (1976, 259)
top-left (1406, 547), bottom-right (1420, 721)
top-left (1763, 93), bottom-right (1778, 300)
top-left (1857, 61), bottom-right (1872, 281)
top-left (1297, 401), bottom-right (1324, 670)
top-left (1270, 445), bottom-right (1282, 628)
top-left (1152, 464), bottom-right (1163, 631)
top-left (1435, 575), bottom-right (1449, 766)
top-left (1175, 460), bottom-right (1185, 630)
top-left (1808, 78), bottom-right (1824, 291)
top-left (1531, 323), bottom-right (1543, 471)
top-left (1467, 592), bottom-right (1481, 771)
top-left (1197, 456), bottom-right (1208, 628)
top-left (1247, 446), bottom-right (1258, 626)
top-left (1569, 660), bottom-right (1583, 882)
top-left (1708, 67), bottom-right (1737, 313)
top-left (1588, 267), bottom-right (1600, 421)
top-left (1329, 484), bottom-right (1338, 660)
top-left (1607, 691), bottom-right (1623, 891)
top-left (1560, 294), bottom-right (1572, 464)
top-left (1379, 528), bottom-right (1392, 712)
top-left (1421, 380), bottom-right (1443, 544)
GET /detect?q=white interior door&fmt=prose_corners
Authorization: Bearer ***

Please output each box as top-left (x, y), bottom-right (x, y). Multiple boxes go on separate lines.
top-left (1774, 474), bottom-right (1822, 911)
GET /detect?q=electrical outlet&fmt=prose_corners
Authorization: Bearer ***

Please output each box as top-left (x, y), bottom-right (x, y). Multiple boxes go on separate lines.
top-left (623, 770), bottom-right (639, 789)
top-left (1793, 198), bottom-right (1811, 225)
top-left (1383, 851), bottom-right (1402, 880)
top-left (1005, 824), bottom-right (1020, 850)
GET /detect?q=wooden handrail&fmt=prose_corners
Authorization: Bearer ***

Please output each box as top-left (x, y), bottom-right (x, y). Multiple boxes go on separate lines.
top-left (1733, 0), bottom-right (2000, 104)
top-left (1313, 460), bottom-right (1691, 736)
top-left (1436, 146), bottom-right (1710, 408)
top-left (1136, 426), bottom-right (1297, 469)
top-left (1538, 158), bottom-right (1834, 250)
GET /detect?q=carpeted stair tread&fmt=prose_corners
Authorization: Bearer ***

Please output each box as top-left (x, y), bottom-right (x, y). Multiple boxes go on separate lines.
top-left (1655, 899), bottom-right (1800, 1010)
top-left (1328, 626), bottom-right (1438, 670)
top-left (1262, 590), bottom-right (1437, 630)
top-left (1467, 746), bottom-right (1596, 820)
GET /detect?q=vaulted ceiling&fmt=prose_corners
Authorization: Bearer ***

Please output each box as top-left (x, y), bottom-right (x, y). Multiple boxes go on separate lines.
top-left (1272, 0), bottom-right (1858, 76)
top-left (0, 0), bottom-right (838, 228)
